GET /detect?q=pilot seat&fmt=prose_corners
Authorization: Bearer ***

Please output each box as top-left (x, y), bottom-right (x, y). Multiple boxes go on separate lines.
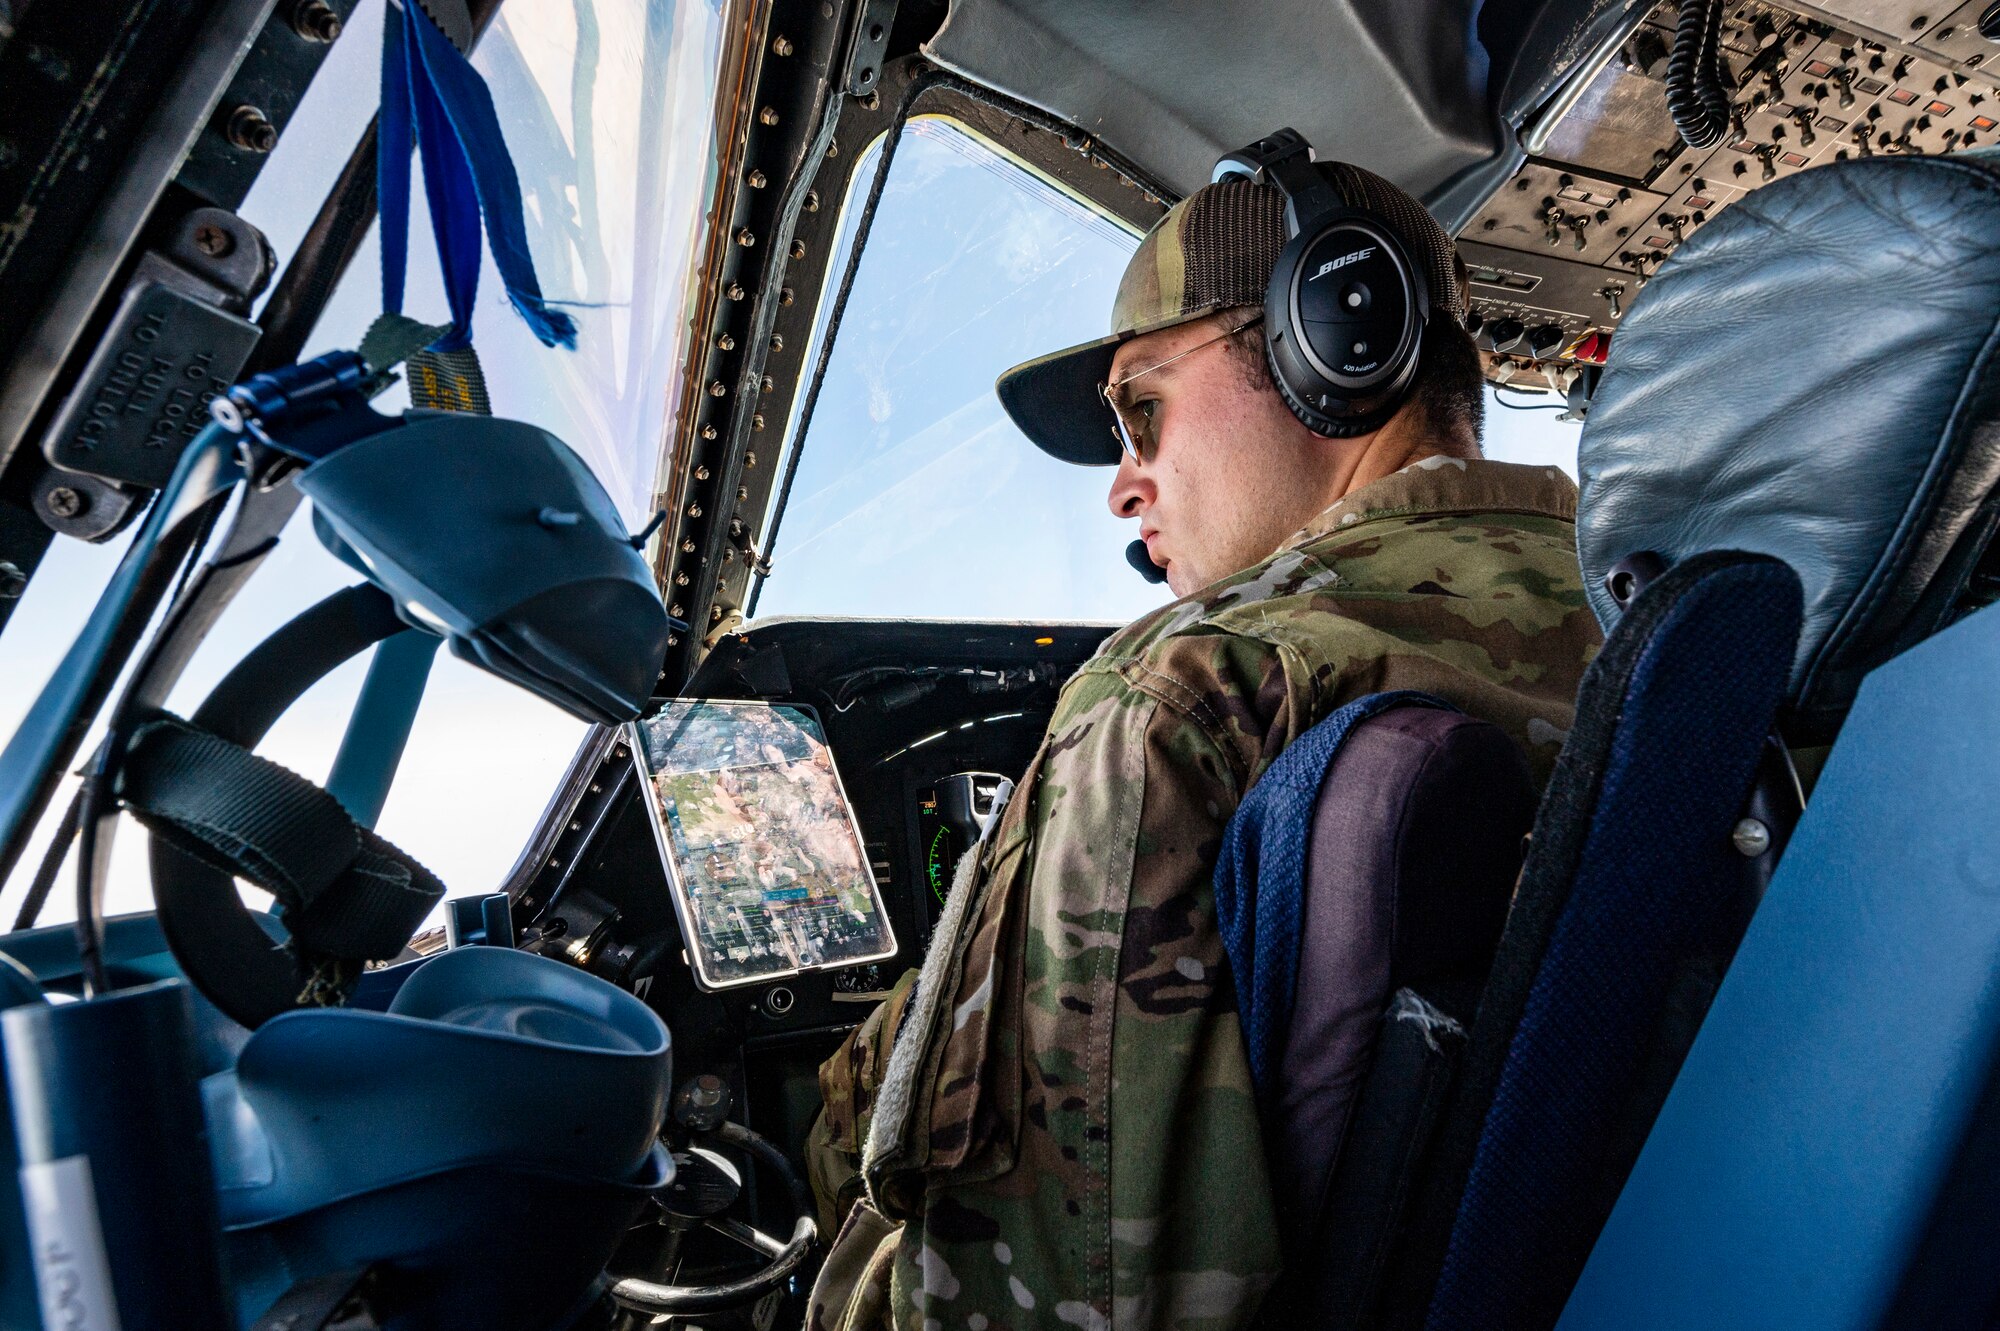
top-left (1241, 147), bottom-right (2000, 1331)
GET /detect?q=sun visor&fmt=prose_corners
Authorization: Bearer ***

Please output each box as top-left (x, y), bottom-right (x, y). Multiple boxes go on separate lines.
top-left (297, 414), bottom-right (670, 725)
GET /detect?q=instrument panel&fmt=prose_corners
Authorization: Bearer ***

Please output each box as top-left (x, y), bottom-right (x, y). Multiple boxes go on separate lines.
top-left (1462, 0), bottom-right (2000, 397)
top-left (910, 771), bottom-right (1014, 941)
top-left (512, 620), bottom-right (1109, 1032)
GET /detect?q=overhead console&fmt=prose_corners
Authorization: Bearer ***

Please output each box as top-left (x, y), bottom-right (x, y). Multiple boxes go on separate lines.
top-left (1459, 0), bottom-right (2000, 399)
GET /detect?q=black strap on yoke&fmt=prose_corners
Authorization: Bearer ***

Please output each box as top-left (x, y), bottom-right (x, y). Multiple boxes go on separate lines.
top-left (121, 716), bottom-right (443, 959)
top-left (138, 583), bottom-right (445, 1027)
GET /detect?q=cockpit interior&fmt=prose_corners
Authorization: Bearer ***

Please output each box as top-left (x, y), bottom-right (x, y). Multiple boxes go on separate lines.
top-left (3, 0), bottom-right (2000, 1327)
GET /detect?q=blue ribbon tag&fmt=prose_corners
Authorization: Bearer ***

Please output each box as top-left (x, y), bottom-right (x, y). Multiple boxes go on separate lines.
top-left (378, 0), bottom-right (577, 353)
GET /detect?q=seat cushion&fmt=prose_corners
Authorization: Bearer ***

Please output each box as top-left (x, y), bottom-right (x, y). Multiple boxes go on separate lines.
top-left (1271, 706), bottom-right (1534, 1244)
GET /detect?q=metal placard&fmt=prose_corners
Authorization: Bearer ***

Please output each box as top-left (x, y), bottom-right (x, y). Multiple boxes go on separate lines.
top-left (43, 282), bottom-right (261, 490)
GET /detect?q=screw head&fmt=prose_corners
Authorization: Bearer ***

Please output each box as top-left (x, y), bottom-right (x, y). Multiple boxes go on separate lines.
top-left (290, 0), bottom-right (343, 42)
top-left (759, 106), bottom-right (781, 126)
top-left (45, 486), bottom-right (85, 519)
top-left (0, 561), bottom-right (25, 599)
top-left (772, 34), bottom-right (794, 55)
top-left (1731, 818), bottom-right (1773, 858)
top-left (226, 105), bottom-right (279, 153)
top-left (747, 170), bottom-right (767, 189)
top-left (193, 222), bottom-right (234, 257)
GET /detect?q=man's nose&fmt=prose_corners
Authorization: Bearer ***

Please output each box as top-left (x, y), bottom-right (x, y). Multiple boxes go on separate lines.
top-left (1108, 452), bottom-right (1153, 519)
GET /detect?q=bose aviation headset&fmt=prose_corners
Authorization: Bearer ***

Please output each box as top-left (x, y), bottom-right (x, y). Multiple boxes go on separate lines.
top-left (1213, 128), bottom-right (1433, 440)
top-left (1122, 130), bottom-right (1438, 585)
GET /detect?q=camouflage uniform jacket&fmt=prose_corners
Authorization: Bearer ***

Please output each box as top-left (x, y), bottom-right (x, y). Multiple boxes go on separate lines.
top-left (806, 458), bottom-right (1601, 1331)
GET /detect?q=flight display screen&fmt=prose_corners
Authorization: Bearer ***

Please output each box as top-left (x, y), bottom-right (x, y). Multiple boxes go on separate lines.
top-left (915, 786), bottom-right (960, 909)
top-left (631, 702), bottom-right (896, 991)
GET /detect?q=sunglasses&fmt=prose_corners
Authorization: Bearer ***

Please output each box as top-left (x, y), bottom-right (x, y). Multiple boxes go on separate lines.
top-left (1098, 313), bottom-right (1264, 464)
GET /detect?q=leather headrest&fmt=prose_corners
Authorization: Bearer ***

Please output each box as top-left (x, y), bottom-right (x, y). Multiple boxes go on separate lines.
top-left (1578, 152), bottom-right (2000, 742)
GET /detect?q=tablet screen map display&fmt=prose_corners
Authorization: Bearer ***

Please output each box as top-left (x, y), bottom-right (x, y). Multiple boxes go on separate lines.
top-left (632, 702), bottom-right (895, 990)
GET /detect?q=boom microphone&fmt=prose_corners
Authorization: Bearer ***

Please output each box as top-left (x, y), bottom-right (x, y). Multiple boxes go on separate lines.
top-left (1126, 538), bottom-right (1169, 584)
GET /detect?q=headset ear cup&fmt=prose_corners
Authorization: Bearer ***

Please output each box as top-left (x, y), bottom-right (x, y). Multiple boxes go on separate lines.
top-left (1261, 213), bottom-right (1428, 437)
top-left (1263, 330), bottom-right (1391, 438)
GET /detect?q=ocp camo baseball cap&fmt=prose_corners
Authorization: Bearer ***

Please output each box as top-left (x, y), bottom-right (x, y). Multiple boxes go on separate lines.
top-left (995, 161), bottom-right (1467, 466)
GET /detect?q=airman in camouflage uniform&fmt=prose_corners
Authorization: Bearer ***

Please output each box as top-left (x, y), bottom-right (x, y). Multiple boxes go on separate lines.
top-left (806, 154), bottom-right (1601, 1331)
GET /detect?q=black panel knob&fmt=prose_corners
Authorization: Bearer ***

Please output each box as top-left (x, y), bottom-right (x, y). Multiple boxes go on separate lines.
top-left (1982, 0), bottom-right (2000, 40)
top-left (1527, 324), bottom-right (1567, 358)
top-left (672, 1073), bottom-right (734, 1133)
top-left (1489, 318), bottom-right (1526, 353)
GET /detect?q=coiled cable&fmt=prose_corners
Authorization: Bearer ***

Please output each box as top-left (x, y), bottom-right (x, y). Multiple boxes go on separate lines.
top-left (1666, 0), bottom-right (1732, 148)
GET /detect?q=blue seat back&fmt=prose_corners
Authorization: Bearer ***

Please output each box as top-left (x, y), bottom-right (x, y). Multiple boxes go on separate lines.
top-left (1234, 698), bottom-right (1536, 1326)
top-left (1557, 600), bottom-right (2000, 1331)
top-left (1578, 151), bottom-right (2000, 744)
top-left (1395, 149), bottom-right (2000, 1331)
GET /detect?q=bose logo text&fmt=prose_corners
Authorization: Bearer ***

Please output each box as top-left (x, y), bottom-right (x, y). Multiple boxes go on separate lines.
top-left (1309, 248), bottom-right (1376, 281)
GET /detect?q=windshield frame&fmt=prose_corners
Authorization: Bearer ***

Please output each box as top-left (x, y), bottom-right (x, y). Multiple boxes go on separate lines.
top-left (654, 58), bottom-right (1174, 683)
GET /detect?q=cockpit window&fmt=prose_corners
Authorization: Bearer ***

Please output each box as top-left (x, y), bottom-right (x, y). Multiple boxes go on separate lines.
top-left (0, 0), bottom-right (729, 921)
top-left (277, 0), bottom-right (729, 526)
top-left (750, 117), bottom-right (1169, 624)
top-left (748, 117), bottom-right (1584, 624)
top-left (1484, 388), bottom-right (1583, 474)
